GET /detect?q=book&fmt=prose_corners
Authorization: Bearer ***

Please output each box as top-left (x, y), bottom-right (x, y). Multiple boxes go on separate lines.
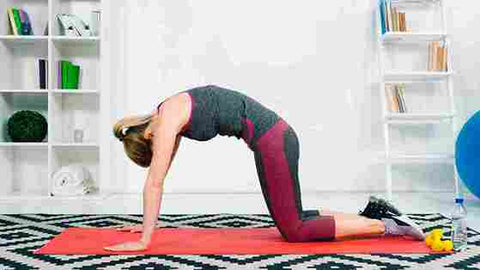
top-left (385, 0), bottom-right (390, 32)
top-left (12, 8), bottom-right (22, 35)
top-left (38, 59), bottom-right (47, 89)
top-left (385, 84), bottom-right (399, 112)
top-left (57, 14), bottom-right (78, 36)
top-left (19, 9), bottom-right (33, 35)
top-left (443, 46), bottom-right (448, 71)
top-left (386, 0), bottom-right (393, 32)
top-left (68, 14), bottom-right (92, 37)
top-left (437, 46), bottom-right (444, 71)
top-left (7, 8), bottom-right (18, 35)
top-left (394, 85), bottom-right (402, 113)
top-left (428, 42), bottom-right (433, 71)
top-left (379, 0), bottom-right (386, 35)
top-left (399, 12), bottom-right (406, 32)
top-left (397, 84), bottom-right (407, 113)
top-left (66, 64), bottom-right (80, 89)
top-left (392, 7), bottom-right (398, 31)
top-left (428, 41), bottom-right (440, 72)
top-left (58, 60), bottom-right (80, 89)
top-left (59, 60), bottom-right (72, 88)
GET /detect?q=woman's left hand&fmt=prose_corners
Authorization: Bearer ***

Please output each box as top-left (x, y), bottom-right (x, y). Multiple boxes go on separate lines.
top-left (104, 241), bottom-right (148, 252)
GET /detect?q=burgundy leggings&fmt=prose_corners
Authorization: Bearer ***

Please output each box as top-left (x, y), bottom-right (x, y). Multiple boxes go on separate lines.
top-left (244, 119), bottom-right (336, 242)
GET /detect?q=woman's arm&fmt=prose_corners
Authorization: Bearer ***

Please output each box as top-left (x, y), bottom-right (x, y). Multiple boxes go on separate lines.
top-left (167, 136), bottom-right (181, 171)
top-left (140, 102), bottom-right (185, 245)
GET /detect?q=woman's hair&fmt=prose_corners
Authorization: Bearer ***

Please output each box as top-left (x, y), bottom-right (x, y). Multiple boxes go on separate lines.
top-left (113, 113), bottom-right (154, 168)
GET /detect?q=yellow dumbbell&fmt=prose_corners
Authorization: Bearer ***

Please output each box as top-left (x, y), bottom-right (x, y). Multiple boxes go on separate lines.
top-left (443, 240), bottom-right (453, 252)
top-left (431, 239), bottom-right (445, 252)
top-left (425, 233), bottom-right (434, 247)
top-left (431, 229), bottom-right (443, 239)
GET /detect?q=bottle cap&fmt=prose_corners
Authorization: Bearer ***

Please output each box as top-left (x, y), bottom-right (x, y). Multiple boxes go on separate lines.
top-left (455, 197), bottom-right (464, 204)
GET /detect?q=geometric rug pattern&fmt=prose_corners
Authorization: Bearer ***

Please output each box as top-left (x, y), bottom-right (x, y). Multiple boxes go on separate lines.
top-left (1, 213), bottom-right (480, 269)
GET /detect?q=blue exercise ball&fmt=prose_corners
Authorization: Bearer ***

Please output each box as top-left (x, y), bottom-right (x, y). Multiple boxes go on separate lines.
top-left (456, 110), bottom-right (480, 199)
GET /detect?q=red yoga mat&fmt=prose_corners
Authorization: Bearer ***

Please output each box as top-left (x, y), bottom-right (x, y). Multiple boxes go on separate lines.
top-left (34, 227), bottom-right (445, 255)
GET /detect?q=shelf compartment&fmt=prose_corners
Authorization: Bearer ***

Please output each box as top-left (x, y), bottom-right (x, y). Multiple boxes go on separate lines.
top-left (384, 0), bottom-right (442, 33)
top-left (0, 145), bottom-right (48, 196)
top-left (0, 0), bottom-right (49, 36)
top-left (50, 146), bottom-right (99, 197)
top-left (387, 122), bottom-right (454, 158)
top-left (390, 162), bottom-right (455, 193)
top-left (52, 0), bottom-right (101, 37)
top-left (50, 93), bottom-right (98, 144)
top-left (383, 81), bottom-right (451, 115)
top-left (51, 39), bottom-right (99, 90)
top-left (0, 38), bottom-right (48, 90)
top-left (0, 92), bottom-right (48, 143)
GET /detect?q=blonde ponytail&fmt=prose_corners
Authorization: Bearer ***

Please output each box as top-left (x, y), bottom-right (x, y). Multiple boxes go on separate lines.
top-left (113, 113), bottom-right (155, 167)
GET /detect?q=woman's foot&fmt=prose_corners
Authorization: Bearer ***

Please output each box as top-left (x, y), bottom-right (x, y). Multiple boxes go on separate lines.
top-left (358, 196), bottom-right (402, 219)
top-left (382, 216), bottom-right (425, 240)
top-left (359, 196), bottom-right (425, 240)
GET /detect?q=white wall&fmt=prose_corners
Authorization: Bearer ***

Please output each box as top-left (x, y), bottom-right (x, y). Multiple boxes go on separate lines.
top-left (108, 0), bottom-right (480, 196)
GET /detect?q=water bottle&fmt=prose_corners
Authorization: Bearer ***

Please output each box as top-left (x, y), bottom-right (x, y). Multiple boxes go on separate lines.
top-left (451, 197), bottom-right (468, 251)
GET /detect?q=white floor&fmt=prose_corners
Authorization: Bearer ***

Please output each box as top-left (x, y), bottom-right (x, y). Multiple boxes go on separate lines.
top-left (0, 191), bottom-right (479, 231)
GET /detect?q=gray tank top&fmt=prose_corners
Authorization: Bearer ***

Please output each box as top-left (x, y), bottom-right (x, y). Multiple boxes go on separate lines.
top-left (175, 85), bottom-right (280, 149)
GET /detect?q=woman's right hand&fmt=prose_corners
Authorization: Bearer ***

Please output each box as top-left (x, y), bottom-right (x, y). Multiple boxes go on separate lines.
top-left (114, 224), bottom-right (143, 233)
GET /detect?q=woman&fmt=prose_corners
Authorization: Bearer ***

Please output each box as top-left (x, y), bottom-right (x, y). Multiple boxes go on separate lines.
top-left (105, 85), bottom-right (425, 251)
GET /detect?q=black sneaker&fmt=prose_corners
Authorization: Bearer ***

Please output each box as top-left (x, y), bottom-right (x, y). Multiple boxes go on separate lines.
top-left (359, 196), bottom-right (402, 220)
top-left (383, 215), bottom-right (425, 240)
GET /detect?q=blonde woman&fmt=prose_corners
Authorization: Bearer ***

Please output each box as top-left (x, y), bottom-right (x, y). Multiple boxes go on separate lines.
top-left (105, 85), bottom-right (424, 251)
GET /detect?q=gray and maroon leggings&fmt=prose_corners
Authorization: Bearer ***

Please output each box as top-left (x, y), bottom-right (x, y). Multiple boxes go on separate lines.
top-left (242, 118), bottom-right (336, 242)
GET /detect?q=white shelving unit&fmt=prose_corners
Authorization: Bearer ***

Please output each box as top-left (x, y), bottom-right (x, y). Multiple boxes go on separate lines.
top-left (0, 0), bottom-right (110, 200)
top-left (376, 0), bottom-right (459, 200)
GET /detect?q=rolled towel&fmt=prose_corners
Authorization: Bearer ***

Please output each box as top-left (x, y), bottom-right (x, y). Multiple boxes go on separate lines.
top-left (52, 164), bottom-right (94, 196)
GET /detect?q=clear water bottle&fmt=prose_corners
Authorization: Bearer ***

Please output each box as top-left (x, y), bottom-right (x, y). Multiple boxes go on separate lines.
top-left (451, 197), bottom-right (468, 251)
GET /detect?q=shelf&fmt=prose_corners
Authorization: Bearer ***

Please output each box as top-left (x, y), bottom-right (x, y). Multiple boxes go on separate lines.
top-left (0, 35), bottom-right (48, 45)
top-left (0, 90), bottom-right (48, 94)
top-left (51, 89), bottom-right (99, 94)
top-left (0, 0), bottom-right (107, 201)
top-left (385, 112), bottom-right (455, 121)
top-left (387, 153), bottom-right (454, 163)
top-left (383, 71), bottom-right (452, 81)
top-left (0, 142), bottom-right (48, 147)
top-left (0, 143), bottom-right (99, 148)
top-left (381, 32), bottom-right (447, 43)
top-left (390, 0), bottom-right (440, 4)
top-left (52, 36), bottom-right (100, 46)
top-left (52, 143), bottom-right (99, 148)
top-left (0, 36), bottom-right (99, 45)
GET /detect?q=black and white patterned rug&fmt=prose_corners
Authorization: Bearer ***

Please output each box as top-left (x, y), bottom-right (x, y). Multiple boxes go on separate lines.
top-left (0, 213), bottom-right (479, 269)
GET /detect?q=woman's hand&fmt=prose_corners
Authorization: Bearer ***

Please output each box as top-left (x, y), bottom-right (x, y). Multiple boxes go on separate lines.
top-left (104, 240), bottom-right (148, 252)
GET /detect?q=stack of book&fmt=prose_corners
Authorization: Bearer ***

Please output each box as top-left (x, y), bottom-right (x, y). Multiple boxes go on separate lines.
top-left (428, 41), bottom-right (448, 72)
top-left (7, 7), bottom-right (33, 35)
top-left (58, 60), bottom-right (80, 89)
top-left (379, 0), bottom-right (408, 34)
top-left (385, 83), bottom-right (407, 113)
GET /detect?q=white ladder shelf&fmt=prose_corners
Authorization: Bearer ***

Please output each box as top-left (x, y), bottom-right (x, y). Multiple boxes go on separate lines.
top-left (376, 0), bottom-right (460, 201)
